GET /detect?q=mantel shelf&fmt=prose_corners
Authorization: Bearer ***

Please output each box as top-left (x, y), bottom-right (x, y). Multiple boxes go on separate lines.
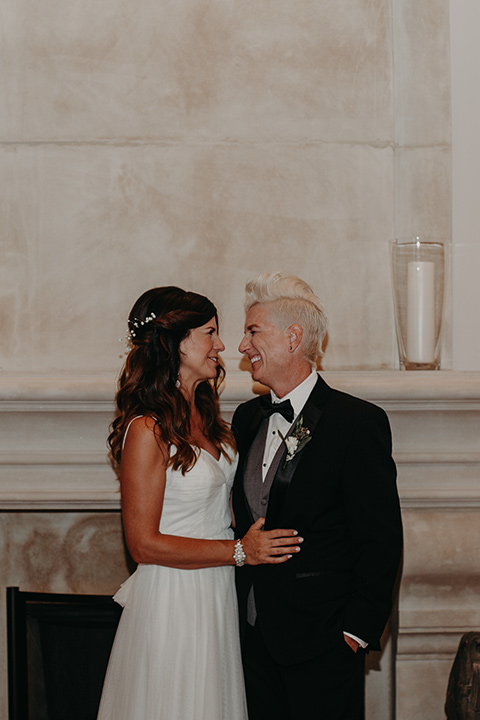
top-left (1, 371), bottom-right (479, 407)
top-left (0, 371), bottom-right (479, 510)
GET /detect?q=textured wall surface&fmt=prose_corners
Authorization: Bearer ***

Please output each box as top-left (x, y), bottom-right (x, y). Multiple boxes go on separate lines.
top-left (1, 0), bottom-right (451, 374)
top-left (450, 0), bottom-right (480, 370)
top-left (0, 512), bottom-right (131, 595)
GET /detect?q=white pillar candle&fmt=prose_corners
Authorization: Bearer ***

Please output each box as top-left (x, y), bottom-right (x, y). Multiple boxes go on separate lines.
top-left (406, 261), bottom-right (436, 363)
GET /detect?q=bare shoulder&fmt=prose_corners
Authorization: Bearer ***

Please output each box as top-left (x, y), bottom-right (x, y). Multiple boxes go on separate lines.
top-left (126, 415), bottom-right (158, 436)
top-left (123, 416), bottom-right (166, 460)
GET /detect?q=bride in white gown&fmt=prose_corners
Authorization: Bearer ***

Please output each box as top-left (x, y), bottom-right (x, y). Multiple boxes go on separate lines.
top-left (97, 287), bottom-right (300, 720)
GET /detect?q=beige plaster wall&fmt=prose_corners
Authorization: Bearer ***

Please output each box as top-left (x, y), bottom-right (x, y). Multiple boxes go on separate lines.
top-left (0, 513), bottom-right (131, 597)
top-left (450, 0), bottom-right (480, 370)
top-left (1, 0), bottom-right (451, 376)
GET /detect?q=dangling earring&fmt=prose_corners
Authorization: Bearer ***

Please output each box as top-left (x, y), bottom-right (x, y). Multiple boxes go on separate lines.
top-left (175, 375), bottom-right (181, 388)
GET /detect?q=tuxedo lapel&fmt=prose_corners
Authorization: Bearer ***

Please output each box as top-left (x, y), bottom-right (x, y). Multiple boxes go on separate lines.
top-left (238, 404), bottom-right (263, 475)
top-left (265, 376), bottom-right (330, 530)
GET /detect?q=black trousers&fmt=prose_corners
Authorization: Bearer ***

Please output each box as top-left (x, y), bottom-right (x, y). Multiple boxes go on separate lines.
top-left (243, 622), bottom-right (365, 720)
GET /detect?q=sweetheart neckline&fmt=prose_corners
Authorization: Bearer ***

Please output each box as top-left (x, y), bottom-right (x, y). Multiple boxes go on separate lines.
top-left (199, 447), bottom-right (222, 463)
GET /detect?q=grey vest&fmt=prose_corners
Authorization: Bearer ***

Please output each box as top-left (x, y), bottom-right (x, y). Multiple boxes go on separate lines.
top-left (243, 418), bottom-right (286, 624)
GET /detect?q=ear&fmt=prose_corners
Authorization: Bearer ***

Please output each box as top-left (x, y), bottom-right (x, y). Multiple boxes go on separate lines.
top-left (286, 324), bottom-right (303, 352)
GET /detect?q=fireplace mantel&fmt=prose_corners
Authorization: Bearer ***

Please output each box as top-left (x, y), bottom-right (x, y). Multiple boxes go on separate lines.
top-left (1, 370), bottom-right (479, 719)
top-left (0, 371), bottom-right (478, 509)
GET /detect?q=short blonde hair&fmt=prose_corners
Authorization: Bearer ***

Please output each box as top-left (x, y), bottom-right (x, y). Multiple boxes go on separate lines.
top-left (245, 272), bottom-right (328, 365)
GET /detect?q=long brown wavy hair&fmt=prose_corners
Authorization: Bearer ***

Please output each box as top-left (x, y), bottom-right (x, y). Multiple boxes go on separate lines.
top-left (108, 286), bottom-right (235, 475)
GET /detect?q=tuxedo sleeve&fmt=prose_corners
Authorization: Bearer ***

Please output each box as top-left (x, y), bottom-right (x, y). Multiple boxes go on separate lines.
top-left (341, 405), bottom-right (403, 648)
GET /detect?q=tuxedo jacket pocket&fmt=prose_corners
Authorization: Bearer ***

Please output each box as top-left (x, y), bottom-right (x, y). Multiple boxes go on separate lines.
top-left (291, 570), bottom-right (353, 608)
top-left (295, 571), bottom-right (323, 578)
top-left (295, 569), bottom-right (350, 578)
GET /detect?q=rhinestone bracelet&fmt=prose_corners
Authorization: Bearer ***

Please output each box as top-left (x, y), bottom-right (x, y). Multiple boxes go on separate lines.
top-left (233, 539), bottom-right (246, 567)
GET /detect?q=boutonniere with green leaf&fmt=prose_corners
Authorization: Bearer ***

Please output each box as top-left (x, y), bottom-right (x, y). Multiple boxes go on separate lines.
top-left (279, 415), bottom-right (312, 468)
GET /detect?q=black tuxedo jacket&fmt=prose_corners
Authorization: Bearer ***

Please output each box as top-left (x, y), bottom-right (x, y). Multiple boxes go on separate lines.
top-left (231, 374), bottom-right (403, 666)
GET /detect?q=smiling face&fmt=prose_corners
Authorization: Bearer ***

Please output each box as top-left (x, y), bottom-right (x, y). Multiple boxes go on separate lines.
top-left (238, 303), bottom-right (294, 394)
top-left (178, 316), bottom-right (225, 390)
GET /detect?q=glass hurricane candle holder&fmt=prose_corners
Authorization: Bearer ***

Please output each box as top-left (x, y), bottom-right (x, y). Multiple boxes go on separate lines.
top-left (391, 238), bottom-right (446, 370)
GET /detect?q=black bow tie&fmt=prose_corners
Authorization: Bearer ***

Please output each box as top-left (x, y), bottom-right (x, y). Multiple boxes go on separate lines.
top-left (259, 396), bottom-right (294, 423)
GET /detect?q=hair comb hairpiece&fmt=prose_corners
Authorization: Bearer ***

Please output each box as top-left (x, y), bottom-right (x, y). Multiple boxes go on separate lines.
top-left (128, 311), bottom-right (156, 339)
top-left (120, 311), bottom-right (157, 351)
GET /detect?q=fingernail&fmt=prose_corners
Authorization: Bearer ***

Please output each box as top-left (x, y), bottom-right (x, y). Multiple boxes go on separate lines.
top-left (293, 531), bottom-right (298, 536)
top-left (295, 547), bottom-right (301, 552)
top-left (287, 554), bottom-right (293, 559)
top-left (297, 537), bottom-right (304, 543)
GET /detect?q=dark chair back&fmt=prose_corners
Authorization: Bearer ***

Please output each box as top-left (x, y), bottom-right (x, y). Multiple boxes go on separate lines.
top-left (6, 586), bottom-right (122, 720)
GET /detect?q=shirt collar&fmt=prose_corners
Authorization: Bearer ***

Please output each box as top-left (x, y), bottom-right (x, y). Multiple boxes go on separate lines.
top-left (271, 369), bottom-right (318, 420)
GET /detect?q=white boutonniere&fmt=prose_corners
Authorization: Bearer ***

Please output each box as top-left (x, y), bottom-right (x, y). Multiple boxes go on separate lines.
top-left (280, 415), bottom-right (312, 467)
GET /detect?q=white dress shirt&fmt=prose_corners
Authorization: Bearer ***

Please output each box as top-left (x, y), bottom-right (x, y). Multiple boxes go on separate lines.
top-left (261, 369), bottom-right (318, 482)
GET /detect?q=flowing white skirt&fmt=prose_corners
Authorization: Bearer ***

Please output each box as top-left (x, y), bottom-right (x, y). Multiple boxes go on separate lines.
top-left (97, 561), bottom-right (248, 720)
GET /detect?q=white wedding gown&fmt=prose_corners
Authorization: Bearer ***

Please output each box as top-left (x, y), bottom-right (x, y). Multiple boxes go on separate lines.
top-left (97, 444), bottom-right (247, 720)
